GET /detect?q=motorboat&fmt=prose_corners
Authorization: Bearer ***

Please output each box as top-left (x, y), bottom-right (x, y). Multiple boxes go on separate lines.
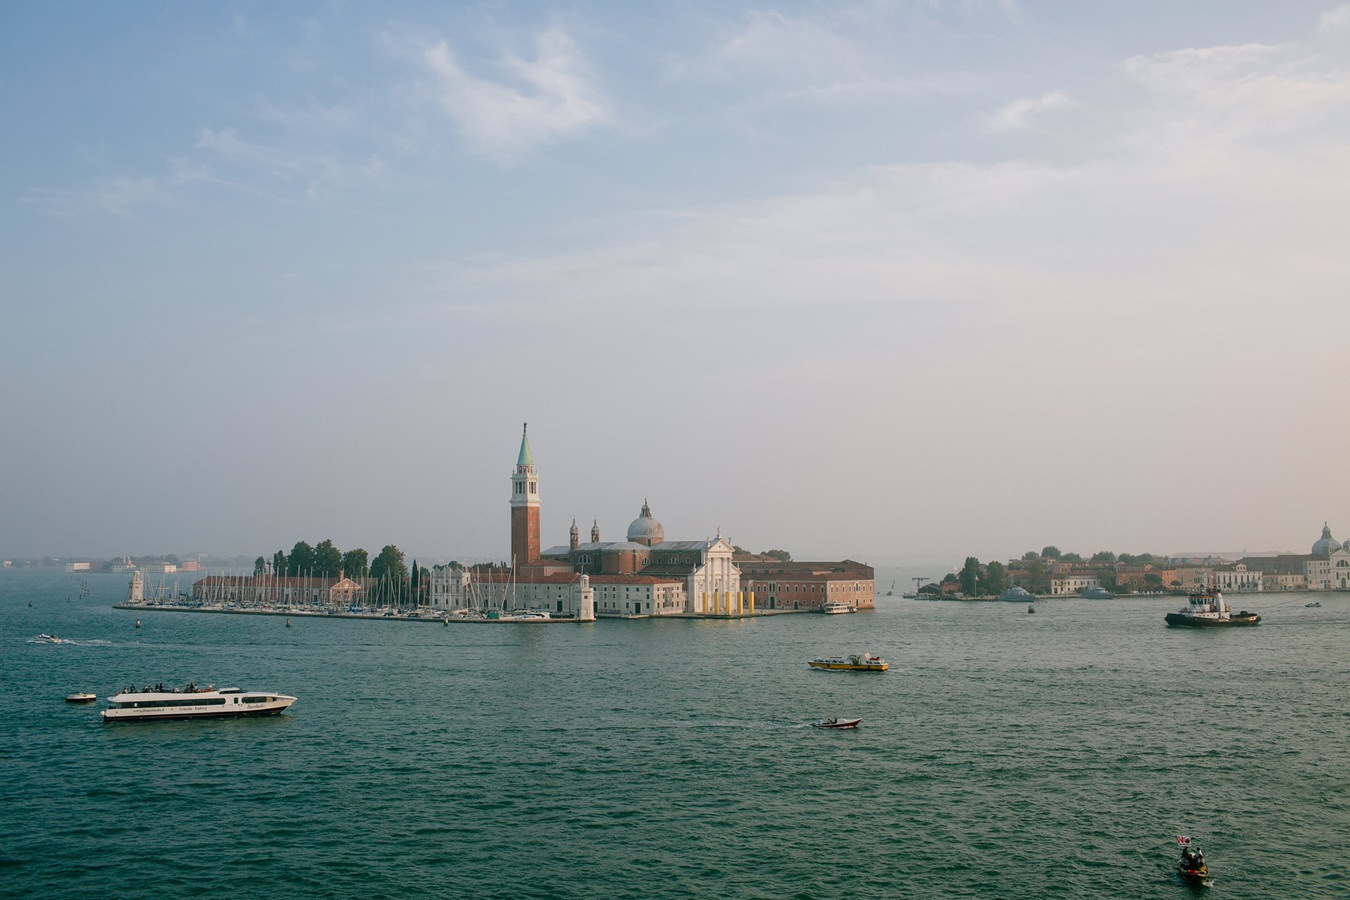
top-left (820, 600), bottom-right (854, 614)
top-left (1082, 585), bottom-right (1114, 599)
top-left (1165, 589), bottom-right (1260, 627)
top-left (65, 692), bottom-right (98, 703)
top-left (808, 653), bottom-right (888, 672)
top-left (998, 586), bottom-right (1035, 603)
top-left (811, 717), bottom-right (862, 729)
top-left (34, 633), bottom-right (63, 644)
top-left (101, 684), bottom-right (296, 722)
top-left (1176, 836), bottom-right (1210, 885)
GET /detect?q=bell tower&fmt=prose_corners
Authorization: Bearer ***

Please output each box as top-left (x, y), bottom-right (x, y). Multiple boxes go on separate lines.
top-left (510, 423), bottom-right (541, 567)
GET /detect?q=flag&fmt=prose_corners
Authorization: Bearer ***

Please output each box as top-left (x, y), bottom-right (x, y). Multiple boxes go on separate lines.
top-left (1177, 836), bottom-right (1191, 847)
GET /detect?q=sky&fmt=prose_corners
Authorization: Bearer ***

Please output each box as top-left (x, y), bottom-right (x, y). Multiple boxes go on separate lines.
top-left (3, 1), bottom-right (1349, 568)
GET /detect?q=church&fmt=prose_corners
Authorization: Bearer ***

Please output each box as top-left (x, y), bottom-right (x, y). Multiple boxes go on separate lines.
top-left (428, 426), bottom-right (750, 618)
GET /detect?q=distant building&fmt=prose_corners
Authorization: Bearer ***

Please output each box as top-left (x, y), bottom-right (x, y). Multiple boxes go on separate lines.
top-left (427, 426), bottom-right (873, 617)
top-left (1240, 523), bottom-right (1350, 591)
top-left (1050, 574), bottom-right (1099, 596)
top-left (735, 557), bottom-right (875, 611)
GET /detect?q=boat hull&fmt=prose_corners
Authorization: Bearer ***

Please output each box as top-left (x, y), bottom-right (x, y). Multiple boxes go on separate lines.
top-left (812, 718), bottom-right (862, 728)
top-left (101, 706), bottom-right (292, 722)
top-left (808, 661), bottom-right (888, 671)
top-left (1165, 613), bottom-right (1261, 627)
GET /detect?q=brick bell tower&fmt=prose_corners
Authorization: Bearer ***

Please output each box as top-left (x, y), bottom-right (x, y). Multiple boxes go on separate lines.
top-left (510, 423), bottom-right (541, 568)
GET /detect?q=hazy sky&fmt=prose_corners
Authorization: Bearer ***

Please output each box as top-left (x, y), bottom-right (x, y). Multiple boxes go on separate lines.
top-left (3, 2), bottom-right (1348, 567)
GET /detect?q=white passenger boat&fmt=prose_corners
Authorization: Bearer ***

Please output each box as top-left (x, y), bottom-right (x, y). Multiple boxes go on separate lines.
top-left (820, 600), bottom-right (854, 614)
top-left (101, 685), bottom-right (296, 722)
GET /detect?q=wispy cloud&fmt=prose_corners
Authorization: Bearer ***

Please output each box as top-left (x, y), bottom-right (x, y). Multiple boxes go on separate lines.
top-left (423, 29), bottom-right (610, 157)
top-left (1319, 4), bottom-right (1350, 35)
top-left (986, 90), bottom-right (1075, 132)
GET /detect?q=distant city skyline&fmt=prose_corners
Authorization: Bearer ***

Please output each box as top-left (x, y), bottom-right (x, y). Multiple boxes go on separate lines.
top-left (3, 3), bottom-right (1348, 563)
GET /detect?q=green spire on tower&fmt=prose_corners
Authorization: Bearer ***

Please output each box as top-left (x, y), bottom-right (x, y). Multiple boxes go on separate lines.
top-left (517, 423), bottom-right (534, 468)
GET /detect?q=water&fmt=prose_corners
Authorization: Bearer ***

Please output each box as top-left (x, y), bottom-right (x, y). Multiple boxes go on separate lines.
top-left (4, 571), bottom-right (1348, 898)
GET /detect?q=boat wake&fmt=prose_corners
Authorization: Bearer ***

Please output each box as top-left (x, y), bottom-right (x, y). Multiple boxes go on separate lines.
top-left (27, 636), bottom-right (114, 647)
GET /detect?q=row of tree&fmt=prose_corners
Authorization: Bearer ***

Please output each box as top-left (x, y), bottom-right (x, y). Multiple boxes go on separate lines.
top-left (1021, 547), bottom-right (1161, 565)
top-left (254, 540), bottom-right (415, 605)
top-left (949, 548), bottom-right (1170, 596)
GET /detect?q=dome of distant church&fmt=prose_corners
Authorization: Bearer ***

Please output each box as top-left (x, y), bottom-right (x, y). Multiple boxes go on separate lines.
top-left (627, 500), bottom-right (665, 546)
top-left (1311, 524), bottom-right (1340, 556)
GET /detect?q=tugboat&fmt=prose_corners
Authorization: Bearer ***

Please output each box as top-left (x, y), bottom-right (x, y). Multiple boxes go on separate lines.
top-left (1165, 589), bottom-right (1260, 628)
top-left (1176, 835), bottom-right (1211, 885)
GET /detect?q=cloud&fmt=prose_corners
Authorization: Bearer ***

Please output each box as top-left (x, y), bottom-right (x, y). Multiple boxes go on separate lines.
top-left (1319, 4), bottom-right (1350, 35)
top-left (1122, 42), bottom-right (1350, 144)
top-left (986, 90), bottom-right (1075, 132)
top-left (423, 29), bottom-right (610, 157)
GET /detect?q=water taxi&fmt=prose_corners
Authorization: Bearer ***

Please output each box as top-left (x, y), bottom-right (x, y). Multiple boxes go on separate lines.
top-left (101, 684), bottom-right (296, 722)
top-left (808, 653), bottom-right (888, 671)
top-left (1176, 835), bottom-right (1211, 885)
top-left (1165, 589), bottom-right (1260, 627)
top-left (820, 600), bottom-right (854, 614)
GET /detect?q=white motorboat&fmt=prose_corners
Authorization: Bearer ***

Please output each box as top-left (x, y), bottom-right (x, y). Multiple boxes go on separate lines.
top-left (66, 692), bottom-right (98, 703)
top-left (101, 684), bottom-right (296, 722)
top-left (34, 633), bottom-right (63, 644)
top-left (811, 717), bottom-right (862, 729)
top-left (820, 600), bottom-right (854, 614)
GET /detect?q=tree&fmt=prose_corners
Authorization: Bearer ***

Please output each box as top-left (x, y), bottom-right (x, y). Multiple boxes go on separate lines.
top-left (959, 557), bottom-right (981, 596)
top-left (1022, 550), bottom-right (1039, 561)
top-left (1099, 569), bottom-right (1119, 591)
top-left (1091, 550), bottom-right (1117, 564)
top-left (983, 560), bottom-right (1010, 596)
top-left (254, 556), bottom-right (267, 577)
top-left (1026, 559), bottom-right (1049, 594)
top-left (369, 545), bottom-right (407, 604)
top-left (341, 548), bottom-right (368, 579)
top-left (1041, 546), bottom-right (1062, 559)
top-left (314, 539), bottom-right (342, 578)
top-left (762, 549), bottom-right (792, 562)
top-left (272, 550), bottom-right (287, 577)
top-left (1144, 573), bottom-right (1164, 589)
top-left (1061, 552), bottom-right (1083, 563)
top-left (288, 541), bottom-right (315, 576)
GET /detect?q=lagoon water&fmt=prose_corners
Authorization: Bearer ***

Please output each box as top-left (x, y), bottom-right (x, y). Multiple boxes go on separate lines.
top-left (4, 571), bottom-right (1348, 899)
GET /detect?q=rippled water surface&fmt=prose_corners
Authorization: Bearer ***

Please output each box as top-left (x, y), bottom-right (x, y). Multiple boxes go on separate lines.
top-left (4, 572), bottom-right (1348, 898)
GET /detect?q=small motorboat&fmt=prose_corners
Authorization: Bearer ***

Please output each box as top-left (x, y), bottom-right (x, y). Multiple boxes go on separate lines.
top-left (66, 692), bottom-right (98, 703)
top-left (34, 633), bottom-right (63, 644)
top-left (1176, 836), bottom-right (1210, 885)
top-left (811, 717), bottom-right (862, 729)
top-left (1305, 602), bottom-right (1321, 608)
top-left (1027, 605), bottom-right (1036, 614)
top-left (808, 653), bottom-right (888, 671)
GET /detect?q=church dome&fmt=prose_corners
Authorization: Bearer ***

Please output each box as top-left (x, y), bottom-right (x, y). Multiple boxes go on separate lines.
top-left (1311, 523), bottom-right (1340, 556)
top-left (626, 500), bottom-right (665, 547)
